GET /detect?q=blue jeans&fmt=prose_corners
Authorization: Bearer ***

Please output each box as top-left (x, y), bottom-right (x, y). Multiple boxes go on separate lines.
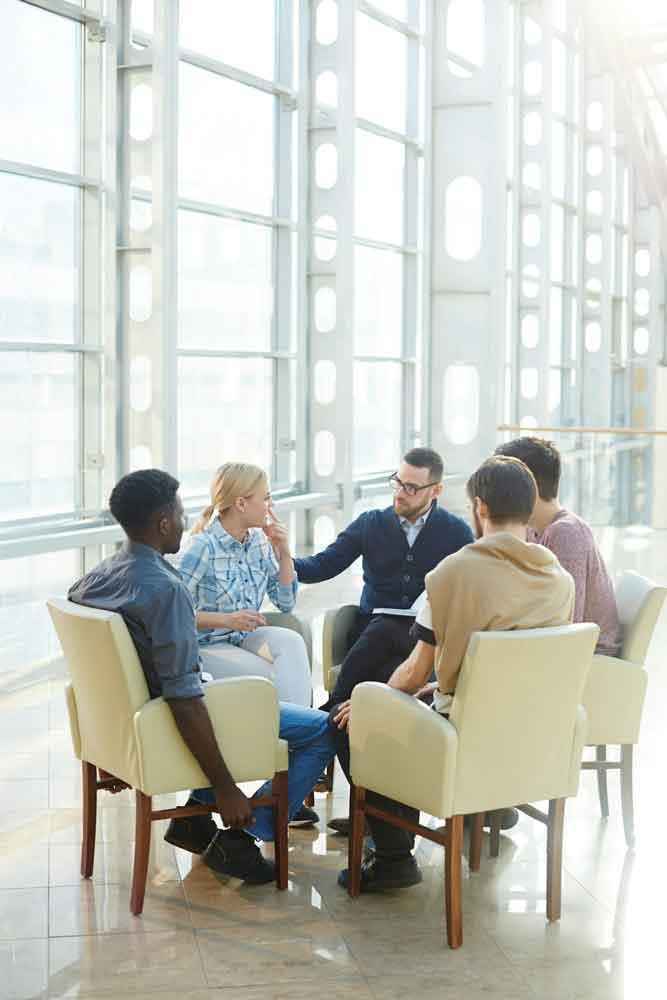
top-left (191, 703), bottom-right (334, 842)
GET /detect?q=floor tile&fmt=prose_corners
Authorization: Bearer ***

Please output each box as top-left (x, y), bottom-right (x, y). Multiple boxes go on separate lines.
top-left (49, 837), bottom-right (180, 888)
top-left (0, 842), bottom-right (49, 889)
top-left (49, 882), bottom-right (191, 937)
top-left (0, 938), bottom-right (49, 999)
top-left (196, 917), bottom-right (361, 989)
top-left (0, 888), bottom-right (49, 940)
top-left (48, 930), bottom-right (206, 997)
top-left (0, 752), bottom-right (49, 780)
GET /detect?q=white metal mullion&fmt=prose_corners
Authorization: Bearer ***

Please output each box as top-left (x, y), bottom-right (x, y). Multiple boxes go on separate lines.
top-left (357, 0), bottom-right (421, 39)
top-left (178, 195), bottom-right (295, 230)
top-left (178, 45), bottom-right (295, 100)
top-left (272, 0), bottom-right (294, 487)
top-left (402, 0), bottom-right (420, 452)
top-left (20, 0), bottom-right (101, 25)
top-left (419, 1), bottom-right (433, 445)
top-left (152, 0), bottom-right (179, 472)
top-left (81, 2), bottom-right (105, 551)
top-left (355, 117), bottom-right (421, 148)
top-left (0, 158), bottom-right (99, 189)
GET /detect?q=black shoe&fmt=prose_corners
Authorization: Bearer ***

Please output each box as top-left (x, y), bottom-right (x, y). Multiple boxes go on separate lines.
top-left (485, 808), bottom-right (520, 831)
top-left (328, 815), bottom-right (351, 835)
top-left (164, 805), bottom-right (217, 855)
top-left (289, 805), bottom-right (319, 828)
top-left (328, 815), bottom-right (371, 837)
top-left (337, 855), bottom-right (422, 892)
top-left (203, 829), bottom-right (276, 885)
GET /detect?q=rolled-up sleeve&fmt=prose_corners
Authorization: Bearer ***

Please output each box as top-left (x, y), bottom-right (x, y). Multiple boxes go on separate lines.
top-left (149, 586), bottom-right (204, 700)
top-left (265, 545), bottom-right (298, 613)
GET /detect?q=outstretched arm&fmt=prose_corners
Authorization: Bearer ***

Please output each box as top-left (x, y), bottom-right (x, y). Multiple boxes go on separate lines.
top-left (293, 515), bottom-right (364, 583)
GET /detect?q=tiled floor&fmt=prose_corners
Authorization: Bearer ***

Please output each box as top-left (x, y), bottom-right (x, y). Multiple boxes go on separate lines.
top-left (1, 525), bottom-right (666, 998)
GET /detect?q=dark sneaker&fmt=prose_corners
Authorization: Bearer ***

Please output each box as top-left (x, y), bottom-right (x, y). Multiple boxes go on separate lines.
top-left (337, 854), bottom-right (422, 892)
top-left (328, 815), bottom-right (371, 837)
top-left (203, 829), bottom-right (276, 885)
top-left (289, 805), bottom-right (319, 828)
top-left (164, 807), bottom-right (217, 855)
top-left (484, 808), bottom-right (520, 831)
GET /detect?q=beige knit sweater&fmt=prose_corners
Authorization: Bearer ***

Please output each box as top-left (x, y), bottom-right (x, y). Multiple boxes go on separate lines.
top-left (425, 532), bottom-right (575, 697)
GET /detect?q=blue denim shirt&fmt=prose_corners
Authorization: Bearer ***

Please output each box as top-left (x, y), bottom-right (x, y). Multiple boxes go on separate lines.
top-left (177, 518), bottom-right (298, 646)
top-left (68, 541), bottom-right (203, 701)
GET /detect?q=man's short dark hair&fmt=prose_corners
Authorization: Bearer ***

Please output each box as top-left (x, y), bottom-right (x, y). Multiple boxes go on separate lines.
top-left (403, 447), bottom-right (444, 483)
top-left (494, 437), bottom-right (561, 501)
top-left (109, 469), bottom-right (180, 536)
top-left (466, 456), bottom-right (537, 524)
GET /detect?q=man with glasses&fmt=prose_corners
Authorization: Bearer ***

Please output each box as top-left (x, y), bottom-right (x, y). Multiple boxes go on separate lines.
top-left (295, 448), bottom-right (473, 831)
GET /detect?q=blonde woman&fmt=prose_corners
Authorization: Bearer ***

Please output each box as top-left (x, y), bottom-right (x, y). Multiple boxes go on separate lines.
top-left (177, 463), bottom-right (312, 709)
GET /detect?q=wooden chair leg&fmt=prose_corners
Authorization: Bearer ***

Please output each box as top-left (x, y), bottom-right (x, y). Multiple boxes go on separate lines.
top-left (304, 790), bottom-right (315, 808)
top-left (596, 745), bottom-right (609, 818)
top-left (468, 813), bottom-right (484, 873)
top-left (621, 744), bottom-right (635, 848)
top-left (489, 809), bottom-right (502, 858)
top-left (347, 785), bottom-right (366, 898)
top-left (80, 761), bottom-right (98, 878)
top-left (445, 815), bottom-right (463, 949)
top-left (130, 791), bottom-right (152, 916)
top-left (546, 797), bottom-right (565, 922)
top-left (325, 757), bottom-right (335, 793)
top-left (273, 770), bottom-right (289, 890)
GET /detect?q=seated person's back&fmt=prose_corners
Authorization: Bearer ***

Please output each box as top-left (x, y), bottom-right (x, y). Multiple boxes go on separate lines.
top-left (495, 436), bottom-right (620, 656)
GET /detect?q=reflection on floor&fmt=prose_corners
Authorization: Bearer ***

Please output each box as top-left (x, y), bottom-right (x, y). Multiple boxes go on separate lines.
top-left (1, 525), bottom-right (666, 998)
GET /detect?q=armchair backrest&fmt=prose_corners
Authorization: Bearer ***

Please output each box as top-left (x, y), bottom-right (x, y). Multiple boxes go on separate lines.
top-left (47, 598), bottom-right (150, 785)
top-left (615, 571), bottom-right (666, 664)
top-left (449, 623), bottom-right (598, 816)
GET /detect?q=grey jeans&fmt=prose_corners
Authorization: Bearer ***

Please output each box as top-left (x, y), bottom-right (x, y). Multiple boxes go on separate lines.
top-left (199, 626), bottom-right (312, 707)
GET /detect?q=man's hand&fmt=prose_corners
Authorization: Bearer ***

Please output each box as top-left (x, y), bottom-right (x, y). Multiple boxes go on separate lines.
top-left (263, 506), bottom-right (291, 558)
top-left (332, 700), bottom-right (351, 730)
top-left (224, 610), bottom-right (266, 632)
top-left (214, 783), bottom-right (254, 829)
top-left (415, 681), bottom-right (438, 703)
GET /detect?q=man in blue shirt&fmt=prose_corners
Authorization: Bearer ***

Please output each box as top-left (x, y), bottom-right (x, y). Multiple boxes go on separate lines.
top-left (295, 448), bottom-right (473, 710)
top-left (69, 469), bottom-right (334, 884)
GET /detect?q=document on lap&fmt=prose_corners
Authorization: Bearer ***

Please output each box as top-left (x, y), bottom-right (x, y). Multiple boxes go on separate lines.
top-left (372, 591), bottom-right (427, 618)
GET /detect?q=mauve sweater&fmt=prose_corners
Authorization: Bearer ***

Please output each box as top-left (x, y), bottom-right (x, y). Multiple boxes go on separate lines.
top-left (532, 509), bottom-right (621, 657)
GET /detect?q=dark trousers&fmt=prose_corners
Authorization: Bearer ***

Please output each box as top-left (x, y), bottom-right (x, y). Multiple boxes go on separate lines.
top-left (328, 614), bottom-right (417, 707)
top-left (331, 717), bottom-right (419, 861)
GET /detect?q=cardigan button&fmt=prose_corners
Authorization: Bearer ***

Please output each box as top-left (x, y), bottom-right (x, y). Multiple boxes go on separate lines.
top-left (401, 595), bottom-right (409, 604)
top-left (406, 554), bottom-right (414, 562)
top-left (403, 574), bottom-right (411, 582)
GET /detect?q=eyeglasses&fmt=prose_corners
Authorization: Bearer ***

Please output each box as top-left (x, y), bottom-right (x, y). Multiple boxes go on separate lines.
top-left (389, 473), bottom-right (439, 497)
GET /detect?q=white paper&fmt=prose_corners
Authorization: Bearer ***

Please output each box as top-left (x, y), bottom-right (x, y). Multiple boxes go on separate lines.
top-left (372, 591), bottom-right (426, 618)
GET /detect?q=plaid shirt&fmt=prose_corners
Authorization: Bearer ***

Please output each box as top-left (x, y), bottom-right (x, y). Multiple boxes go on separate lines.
top-left (176, 518), bottom-right (298, 646)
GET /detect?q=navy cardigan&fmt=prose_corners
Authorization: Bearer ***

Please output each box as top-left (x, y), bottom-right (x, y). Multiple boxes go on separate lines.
top-left (294, 504), bottom-right (474, 615)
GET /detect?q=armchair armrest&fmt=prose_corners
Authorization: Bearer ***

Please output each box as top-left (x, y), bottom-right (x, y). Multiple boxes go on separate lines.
top-left (262, 612), bottom-right (313, 669)
top-left (349, 682), bottom-right (458, 819)
top-left (133, 676), bottom-right (281, 796)
top-left (322, 604), bottom-right (360, 692)
top-left (582, 654), bottom-right (648, 745)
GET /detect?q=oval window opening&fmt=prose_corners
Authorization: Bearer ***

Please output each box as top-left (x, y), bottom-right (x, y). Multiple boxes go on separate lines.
top-left (445, 176), bottom-right (483, 262)
top-left (315, 143), bottom-right (338, 189)
top-left (130, 84), bottom-right (153, 142)
top-left (521, 314), bottom-right (539, 349)
top-left (634, 327), bottom-right (649, 354)
top-left (520, 368), bottom-right (539, 400)
top-left (316, 0), bottom-right (338, 45)
top-left (443, 363), bottom-right (479, 445)
top-left (585, 322), bottom-right (601, 353)
top-left (315, 286), bottom-right (336, 333)
top-left (314, 430), bottom-right (336, 476)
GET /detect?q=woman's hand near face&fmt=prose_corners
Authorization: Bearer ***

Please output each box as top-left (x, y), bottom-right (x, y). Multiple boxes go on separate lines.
top-left (263, 505), bottom-right (291, 558)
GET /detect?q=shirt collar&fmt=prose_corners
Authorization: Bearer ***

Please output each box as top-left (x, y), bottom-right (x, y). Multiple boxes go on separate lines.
top-left (398, 501), bottom-right (434, 530)
top-left (123, 539), bottom-right (165, 561)
top-left (207, 517), bottom-right (249, 547)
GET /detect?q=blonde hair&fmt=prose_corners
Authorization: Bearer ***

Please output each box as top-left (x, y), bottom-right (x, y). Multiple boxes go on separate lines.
top-left (191, 462), bottom-right (268, 535)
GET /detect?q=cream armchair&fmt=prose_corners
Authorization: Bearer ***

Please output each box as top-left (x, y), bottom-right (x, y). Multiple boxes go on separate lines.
top-left (47, 598), bottom-right (289, 916)
top-left (346, 623), bottom-right (599, 948)
top-left (320, 604), bottom-right (363, 791)
top-left (581, 570), bottom-right (666, 846)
